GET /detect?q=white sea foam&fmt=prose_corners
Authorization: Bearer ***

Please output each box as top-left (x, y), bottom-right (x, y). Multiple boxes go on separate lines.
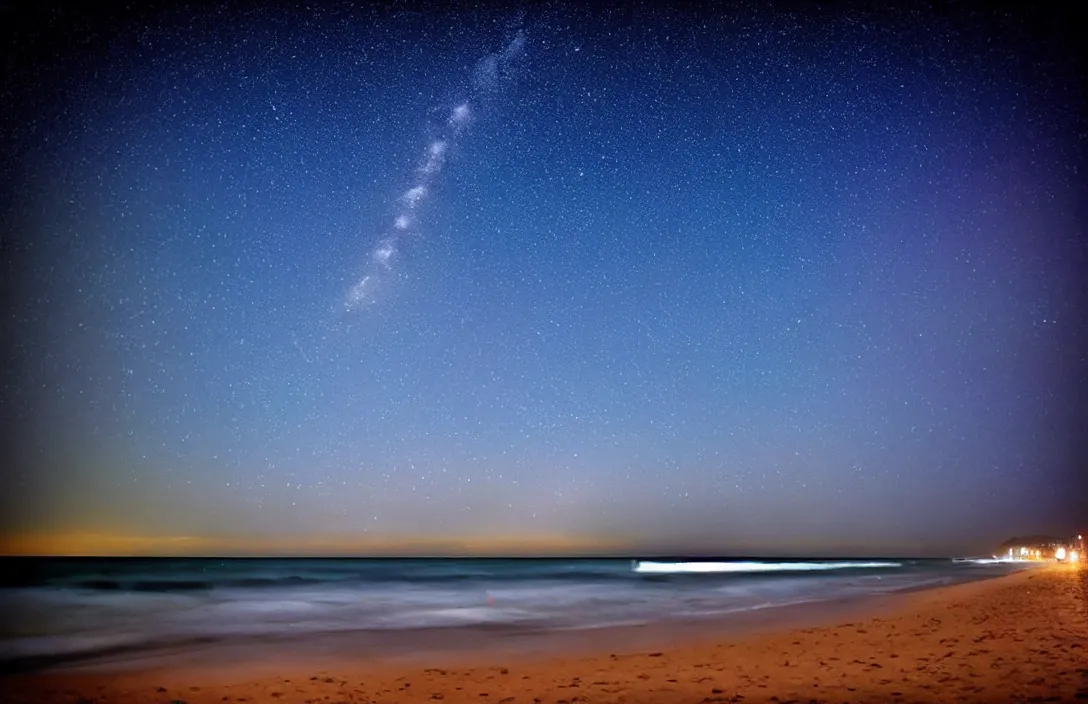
top-left (633, 561), bottom-right (902, 574)
top-left (953, 557), bottom-right (1020, 565)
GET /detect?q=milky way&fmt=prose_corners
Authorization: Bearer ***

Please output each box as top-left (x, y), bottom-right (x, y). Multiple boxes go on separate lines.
top-left (345, 29), bottom-right (527, 311)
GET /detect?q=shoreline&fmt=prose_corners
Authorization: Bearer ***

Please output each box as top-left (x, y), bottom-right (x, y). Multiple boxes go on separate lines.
top-left (2, 563), bottom-right (1085, 702)
top-left (0, 565), bottom-right (1031, 676)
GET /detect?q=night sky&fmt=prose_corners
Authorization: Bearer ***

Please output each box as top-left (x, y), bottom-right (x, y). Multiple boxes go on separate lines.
top-left (2, 2), bottom-right (1084, 557)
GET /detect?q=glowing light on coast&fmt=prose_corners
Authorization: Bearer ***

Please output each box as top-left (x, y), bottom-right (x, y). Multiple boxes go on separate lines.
top-left (1070, 551), bottom-right (1080, 563)
top-left (632, 561), bottom-right (902, 574)
top-left (1055, 546), bottom-right (1067, 561)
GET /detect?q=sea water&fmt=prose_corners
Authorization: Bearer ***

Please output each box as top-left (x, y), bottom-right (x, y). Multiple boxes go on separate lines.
top-left (0, 556), bottom-right (1032, 671)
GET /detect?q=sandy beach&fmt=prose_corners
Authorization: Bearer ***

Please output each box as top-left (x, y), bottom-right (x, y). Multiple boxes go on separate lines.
top-left (2, 563), bottom-right (1085, 704)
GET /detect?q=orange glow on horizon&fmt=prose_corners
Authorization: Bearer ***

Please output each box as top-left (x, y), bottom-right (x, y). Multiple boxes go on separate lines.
top-left (0, 532), bottom-right (635, 557)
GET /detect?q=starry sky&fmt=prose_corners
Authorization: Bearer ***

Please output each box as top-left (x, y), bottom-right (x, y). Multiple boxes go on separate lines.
top-left (2, 2), bottom-right (1084, 557)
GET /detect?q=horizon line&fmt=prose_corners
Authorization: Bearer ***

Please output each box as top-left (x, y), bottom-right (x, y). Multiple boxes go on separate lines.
top-left (0, 551), bottom-right (983, 560)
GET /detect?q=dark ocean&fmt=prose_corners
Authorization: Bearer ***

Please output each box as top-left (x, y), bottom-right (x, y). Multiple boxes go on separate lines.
top-left (0, 557), bottom-right (1032, 672)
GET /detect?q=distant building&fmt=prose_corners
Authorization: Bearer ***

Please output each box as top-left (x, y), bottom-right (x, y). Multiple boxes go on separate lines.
top-left (997, 535), bottom-right (1082, 562)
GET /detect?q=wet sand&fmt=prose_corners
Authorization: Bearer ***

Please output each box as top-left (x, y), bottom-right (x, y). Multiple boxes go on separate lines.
top-left (3, 562), bottom-right (1085, 703)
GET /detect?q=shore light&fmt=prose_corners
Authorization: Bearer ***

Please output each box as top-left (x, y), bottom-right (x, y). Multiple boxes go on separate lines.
top-left (1071, 551), bottom-right (1080, 563)
top-left (1056, 546), bottom-right (1067, 561)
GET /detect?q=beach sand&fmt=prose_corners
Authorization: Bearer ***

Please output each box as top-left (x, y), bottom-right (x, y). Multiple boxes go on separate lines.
top-left (2, 563), bottom-right (1085, 703)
